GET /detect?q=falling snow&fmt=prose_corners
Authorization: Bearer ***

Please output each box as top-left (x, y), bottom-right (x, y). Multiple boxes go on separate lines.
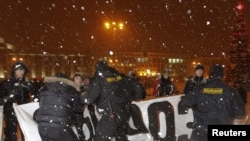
top-left (0, 0), bottom-right (249, 57)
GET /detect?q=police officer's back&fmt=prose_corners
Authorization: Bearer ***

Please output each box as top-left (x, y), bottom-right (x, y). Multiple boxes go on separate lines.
top-left (34, 72), bottom-right (82, 141)
top-left (84, 60), bottom-right (131, 141)
top-left (179, 64), bottom-right (246, 141)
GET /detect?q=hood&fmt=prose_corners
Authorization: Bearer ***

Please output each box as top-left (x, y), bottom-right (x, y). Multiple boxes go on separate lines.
top-left (43, 76), bottom-right (79, 91)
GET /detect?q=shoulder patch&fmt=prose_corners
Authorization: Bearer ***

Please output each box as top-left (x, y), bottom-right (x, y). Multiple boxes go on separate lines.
top-left (106, 76), bottom-right (122, 83)
top-left (202, 88), bottom-right (223, 94)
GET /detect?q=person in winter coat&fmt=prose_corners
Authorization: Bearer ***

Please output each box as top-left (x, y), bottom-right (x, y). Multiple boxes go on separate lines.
top-left (72, 73), bottom-right (86, 141)
top-left (153, 68), bottom-right (177, 97)
top-left (127, 70), bottom-right (146, 101)
top-left (179, 64), bottom-right (246, 141)
top-left (178, 64), bottom-right (207, 114)
top-left (0, 61), bottom-right (39, 141)
top-left (183, 64), bottom-right (207, 95)
top-left (83, 60), bottom-right (132, 141)
top-left (34, 72), bottom-right (83, 141)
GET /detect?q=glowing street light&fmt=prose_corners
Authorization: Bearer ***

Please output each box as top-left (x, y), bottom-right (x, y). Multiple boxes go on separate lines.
top-left (104, 21), bottom-right (124, 30)
top-left (104, 21), bottom-right (125, 50)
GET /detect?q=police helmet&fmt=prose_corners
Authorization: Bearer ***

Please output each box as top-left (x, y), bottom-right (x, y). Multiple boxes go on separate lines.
top-left (11, 61), bottom-right (29, 76)
top-left (209, 64), bottom-right (224, 78)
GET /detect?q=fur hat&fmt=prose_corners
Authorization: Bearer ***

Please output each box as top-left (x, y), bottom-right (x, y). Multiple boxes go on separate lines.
top-left (209, 64), bottom-right (224, 78)
top-left (195, 64), bottom-right (204, 71)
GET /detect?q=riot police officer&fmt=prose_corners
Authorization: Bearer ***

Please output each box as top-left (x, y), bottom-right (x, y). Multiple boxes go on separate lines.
top-left (83, 60), bottom-right (132, 141)
top-left (0, 61), bottom-right (39, 141)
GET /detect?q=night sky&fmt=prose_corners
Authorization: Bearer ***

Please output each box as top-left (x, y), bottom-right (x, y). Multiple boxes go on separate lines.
top-left (0, 0), bottom-right (249, 57)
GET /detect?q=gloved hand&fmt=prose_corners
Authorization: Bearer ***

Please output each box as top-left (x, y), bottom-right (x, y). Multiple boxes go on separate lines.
top-left (6, 94), bottom-right (16, 103)
top-left (31, 95), bottom-right (39, 102)
top-left (178, 96), bottom-right (189, 114)
top-left (33, 97), bottom-right (39, 102)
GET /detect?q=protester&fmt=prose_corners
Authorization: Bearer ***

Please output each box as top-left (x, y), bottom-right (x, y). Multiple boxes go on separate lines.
top-left (83, 60), bottom-right (132, 141)
top-left (73, 72), bottom-right (85, 95)
top-left (153, 68), bottom-right (177, 97)
top-left (82, 73), bottom-right (91, 96)
top-left (80, 72), bottom-right (99, 129)
top-left (179, 64), bottom-right (246, 141)
top-left (34, 72), bottom-right (83, 141)
top-left (0, 61), bottom-right (39, 141)
top-left (72, 72), bottom-right (86, 141)
top-left (183, 64), bottom-right (207, 95)
top-left (127, 70), bottom-right (146, 100)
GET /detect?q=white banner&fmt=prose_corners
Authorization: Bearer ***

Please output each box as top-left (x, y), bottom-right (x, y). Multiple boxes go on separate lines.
top-left (11, 95), bottom-right (195, 141)
top-left (0, 106), bottom-right (3, 141)
top-left (13, 102), bottom-right (41, 141)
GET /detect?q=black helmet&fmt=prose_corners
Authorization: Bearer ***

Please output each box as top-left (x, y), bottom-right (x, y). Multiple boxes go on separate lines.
top-left (95, 60), bottom-right (109, 71)
top-left (209, 64), bottom-right (224, 79)
top-left (11, 61), bottom-right (29, 76)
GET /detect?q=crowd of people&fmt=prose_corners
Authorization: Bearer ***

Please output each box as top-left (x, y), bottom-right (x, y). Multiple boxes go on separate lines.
top-left (0, 60), bottom-right (248, 141)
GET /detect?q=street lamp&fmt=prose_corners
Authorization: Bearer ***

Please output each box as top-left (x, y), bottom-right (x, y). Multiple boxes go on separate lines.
top-left (104, 21), bottom-right (124, 42)
top-left (104, 21), bottom-right (124, 30)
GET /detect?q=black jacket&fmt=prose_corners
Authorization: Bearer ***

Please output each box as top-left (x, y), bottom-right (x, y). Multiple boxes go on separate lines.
top-left (0, 77), bottom-right (38, 106)
top-left (180, 78), bottom-right (245, 126)
top-left (183, 76), bottom-right (207, 95)
top-left (127, 76), bottom-right (146, 101)
top-left (85, 65), bottom-right (132, 111)
top-left (35, 76), bottom-right (83, 126)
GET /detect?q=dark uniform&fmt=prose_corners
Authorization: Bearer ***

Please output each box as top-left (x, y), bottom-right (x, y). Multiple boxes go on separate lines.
top-left (179, 64), bottom-right (246, 141)
top-left (179, 64), bottom-right (207, 114)
top-left (127, 71), bottom-right (146, 101)
top-left (83, 60), bottom-right (131, 141)
top-left (34, 73), bottom-right (83, 141)
top-left (183, 64), bottom-right (207, 95)
top-left (0, 62), bottom-right (39, 141)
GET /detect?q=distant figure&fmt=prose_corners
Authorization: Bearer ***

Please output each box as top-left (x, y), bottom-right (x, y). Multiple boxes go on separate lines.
top-left (0, 61), bottom-right (39, 141)
top-left (127, 70), bottom-right (146, 100)
top-left (236, 81), bottom-right (247, 105)
top-left (153, 68), bottom-right (177, 97)
top-left (34, 72), bottom-right (83, 141)
top-left (179, 64), bottom-right (246, 141)
top-left (82, 73), bottom-right (91, 96)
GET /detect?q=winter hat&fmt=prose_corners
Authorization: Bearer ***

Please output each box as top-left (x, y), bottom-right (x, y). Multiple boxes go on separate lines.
top-left (209, 64), bottom-right (224, 78)
top-left (195, 64), bottom-right (204, 71)
top-left (11, 61), bottom-right (29, 76)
